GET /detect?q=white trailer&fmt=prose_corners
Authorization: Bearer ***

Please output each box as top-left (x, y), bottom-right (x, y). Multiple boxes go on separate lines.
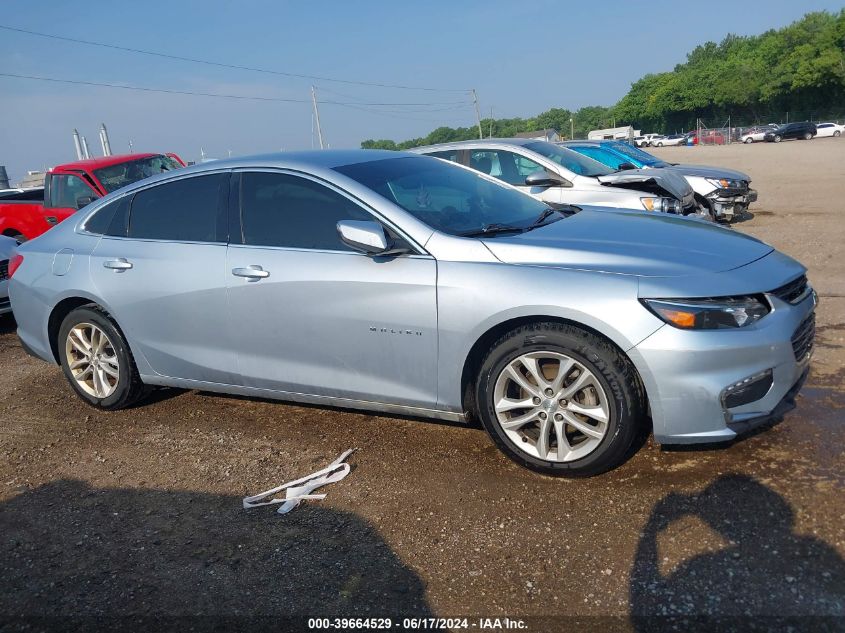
top-left (587, 126), bottom-right (640, 141)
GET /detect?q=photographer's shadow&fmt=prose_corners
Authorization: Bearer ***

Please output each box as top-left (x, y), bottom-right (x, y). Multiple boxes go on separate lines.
top-left (630, 474), bottom-right (845, 626)
top-left (1, 479), bottom-right (432, 619)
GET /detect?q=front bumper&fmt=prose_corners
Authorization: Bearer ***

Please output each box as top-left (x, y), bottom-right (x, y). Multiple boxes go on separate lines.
top-left (628, 290), bottom-right (815, 444)
top-left (709, 188), bottom-right (757, 220)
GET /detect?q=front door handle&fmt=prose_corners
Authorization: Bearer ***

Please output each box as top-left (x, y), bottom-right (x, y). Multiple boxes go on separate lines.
top-left (103, 258), bottom-right (133, 272)
top-left (232, 265), bottom-right (270, 281)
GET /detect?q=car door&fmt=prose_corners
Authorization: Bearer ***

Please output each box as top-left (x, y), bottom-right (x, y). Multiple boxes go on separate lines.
top-left (90, 171), bottom-right (238, 384)
top-left (226, 170), bottom-right (438, 409)
top-left (45, 173), bottom-right (100, 229)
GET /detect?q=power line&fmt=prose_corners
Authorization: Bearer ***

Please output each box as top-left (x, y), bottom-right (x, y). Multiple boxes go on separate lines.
top-left (0, 24), bottom-right (471, 93)
top-left (0, 72), bottom-right (470, 107)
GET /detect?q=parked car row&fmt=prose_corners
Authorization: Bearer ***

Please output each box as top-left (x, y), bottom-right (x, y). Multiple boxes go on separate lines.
top-left (7, 149), bottom-right (815, 477)
top-left (559, 140), bottom-right (757, 222)
top-left (410, 139), bottom-right (696, 219)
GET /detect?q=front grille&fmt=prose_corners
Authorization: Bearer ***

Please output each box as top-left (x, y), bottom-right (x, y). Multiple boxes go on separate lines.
top-left (770, 275), bottom-right (809, 304)
top-left (0, 259), bottom-right (8, 281)
top-left (791, 313), bottom-right (815, 362)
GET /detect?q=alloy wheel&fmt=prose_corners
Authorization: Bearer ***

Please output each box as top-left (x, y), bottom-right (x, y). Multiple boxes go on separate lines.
top-left (65, 322), bottom-right (120, 398)
top-left (492, 351), bottom-right (610, 462)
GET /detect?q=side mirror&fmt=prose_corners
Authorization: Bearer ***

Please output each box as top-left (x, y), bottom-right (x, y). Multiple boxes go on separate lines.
top-left (617, 162), bottom-right (637, 171)
top-left (524, 170), bottom-right (568, 188)
top-left (337, 220), bottom-right (390, 255)
top-left (76, 196), bottom-right (97, 209)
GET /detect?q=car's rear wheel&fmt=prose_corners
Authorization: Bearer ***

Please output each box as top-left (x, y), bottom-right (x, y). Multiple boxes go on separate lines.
top-left (58, 306), bottom-right (146, 410)
top-left (744, 137), bottom-right (753, 144)
top-left (834, 131), bottom-right (841, 137)
top-left (656, 142), bottom-right (663, 147)
top-left (475, 322), bottom-right (644, 477)
top-left (774, 135), bottom-right (782, 143)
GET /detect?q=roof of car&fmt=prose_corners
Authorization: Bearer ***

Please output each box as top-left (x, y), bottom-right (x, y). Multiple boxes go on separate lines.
top-left (412, 138), bottom-right (540, 151)
top-left (52, 153), bottom-right (161, 172)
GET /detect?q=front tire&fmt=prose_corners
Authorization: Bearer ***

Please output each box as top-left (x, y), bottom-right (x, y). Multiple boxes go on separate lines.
top-left (58, 306), bottom-right (146, 410)
top-left (774, 135), bottom-right (782, 143)
top-left (744, 137), bottom-right (753, 144)
top-left (803, 132), bottom-right (813, 140)
top-left (834, 131), bottom-right (841, 137)
top-left (474, 322), bottom-right (645, 477)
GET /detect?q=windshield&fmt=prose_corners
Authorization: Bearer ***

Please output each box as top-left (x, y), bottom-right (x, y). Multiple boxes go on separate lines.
top-left (523, 141), bottom-right (614, 177)
top-left (93, 155), bottom-right (183, 193)
top-left (605, 141), bottom-right (669, 167)
top-left (334, 156), bottom-right (554, 237)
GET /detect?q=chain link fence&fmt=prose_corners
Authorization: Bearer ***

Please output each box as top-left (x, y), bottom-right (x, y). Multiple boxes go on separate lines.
top-left (659, 111), bottom-right (845, 145)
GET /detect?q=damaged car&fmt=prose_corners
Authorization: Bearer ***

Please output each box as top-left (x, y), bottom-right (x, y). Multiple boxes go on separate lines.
top-left (561, 140), bottom-right (758, 222)
top-left (410, 139), bottom-right (696, 217)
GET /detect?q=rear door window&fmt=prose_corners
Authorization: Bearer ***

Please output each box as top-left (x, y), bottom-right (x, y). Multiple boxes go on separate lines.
top-left (128, 174), bottom-right (226, 242)
top-left (83, 196), bottom-right (131, 237)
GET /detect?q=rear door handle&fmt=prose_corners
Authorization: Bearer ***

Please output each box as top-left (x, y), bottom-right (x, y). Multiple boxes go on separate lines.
top-left (103, 258), bottom-right (133, 272)
top-left (232, 265), bottom-right (270, 280)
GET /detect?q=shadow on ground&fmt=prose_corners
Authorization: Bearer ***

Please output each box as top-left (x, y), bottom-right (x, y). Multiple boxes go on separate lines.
top-left (630, 474), bottom-right (845, 631)
top-left (1, 480), bottom-right (432, 623)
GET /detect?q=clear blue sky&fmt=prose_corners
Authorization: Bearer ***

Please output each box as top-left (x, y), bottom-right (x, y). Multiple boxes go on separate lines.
top-left (0, 0), bottom-right (842, 183)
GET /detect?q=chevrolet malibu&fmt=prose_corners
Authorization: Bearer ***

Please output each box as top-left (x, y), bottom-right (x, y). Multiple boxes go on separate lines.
top-left (9, 151), bottom-right (815, 476)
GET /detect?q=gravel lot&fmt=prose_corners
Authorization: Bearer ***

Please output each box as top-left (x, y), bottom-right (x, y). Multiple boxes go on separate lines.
top-left (1, 140), bottom-right (844, 630)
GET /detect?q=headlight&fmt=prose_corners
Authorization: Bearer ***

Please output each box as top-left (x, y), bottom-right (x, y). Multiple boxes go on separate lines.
top-left (706, 177), bottom-right (743, 189)
top-left (641, 197), bottom-right (680, 213)
top-left (641, 296), bottom-right (770, 329)
top-left (640, 197), bottom-right (659, 211)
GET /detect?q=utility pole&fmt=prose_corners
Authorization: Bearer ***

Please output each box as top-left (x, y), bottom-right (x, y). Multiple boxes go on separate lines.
top-left (489, 106), bottom-right (494, 138)
top-left (311, 86), bottom-right (325, 149)
top-left (570, 118), bottom-right (574, 141)
top-left (471, 89), bottom-right (483, 139)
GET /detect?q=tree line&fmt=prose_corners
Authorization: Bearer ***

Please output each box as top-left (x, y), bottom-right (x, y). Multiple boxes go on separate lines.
top-left (361, 10), bottom-right (845, 149)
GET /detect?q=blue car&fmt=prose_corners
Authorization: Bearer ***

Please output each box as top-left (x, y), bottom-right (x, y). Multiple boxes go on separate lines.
top-left (559, 140), bottom-right (758, 223)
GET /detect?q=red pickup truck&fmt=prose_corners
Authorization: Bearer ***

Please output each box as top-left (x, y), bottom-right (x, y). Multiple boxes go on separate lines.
top-left (0, 153), bottom-right (185, 242)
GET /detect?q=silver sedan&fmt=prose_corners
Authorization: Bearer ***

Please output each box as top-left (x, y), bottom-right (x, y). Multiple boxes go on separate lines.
top-left (0, 234), bottom-right (17, 316)
top-left (9, 151), bottom-right (815, 476)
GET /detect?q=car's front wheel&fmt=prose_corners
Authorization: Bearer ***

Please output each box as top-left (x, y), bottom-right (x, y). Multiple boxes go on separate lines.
top-left (774, 135), bottom-right (783, 143)
top-left (744, 137), bottom-right (753, 144)
top-left (475, 322), bottom-right (644, 477)
top-left (834, 131), bottom-right (841, 137)
top-left (803, 132), bottom-right (813, 140)
top-left (58, 306), bottom-right (146, 410)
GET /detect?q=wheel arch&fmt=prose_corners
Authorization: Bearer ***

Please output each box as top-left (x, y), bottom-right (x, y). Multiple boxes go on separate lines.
top-left (459, 315), bottom-right (649, 419)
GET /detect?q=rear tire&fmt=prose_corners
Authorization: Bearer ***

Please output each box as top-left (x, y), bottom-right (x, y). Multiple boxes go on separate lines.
top-left (774, 135), bottom-right (782, 143)
top-left (744, 137), bottom-right (753, 144)
top-left (58, 306), bottom-right (147, 410)
top-left (834, 131), bottom-right (841, 137)
top-left (474, 322), bottom-right (645, 477)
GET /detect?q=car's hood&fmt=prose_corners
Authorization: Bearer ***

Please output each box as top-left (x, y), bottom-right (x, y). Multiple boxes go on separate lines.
top-left (0, 234), bottom-right (17, 259)
top-left (481, 209), bottom-right (773, 277)
top-left (666, 164), bottom-right (751, 182)
top-left (596, 168), bottom-right (692, 201)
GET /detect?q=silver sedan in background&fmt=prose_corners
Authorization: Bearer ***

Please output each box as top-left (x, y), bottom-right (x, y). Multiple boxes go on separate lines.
top-left (9, 151), bottom-right (815, 476)
top-left (0, 234), bottom-right (17, 316)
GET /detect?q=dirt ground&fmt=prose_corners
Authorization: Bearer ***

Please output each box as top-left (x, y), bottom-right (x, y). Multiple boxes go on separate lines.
top-left (1, 139), bottom-right (844, 631)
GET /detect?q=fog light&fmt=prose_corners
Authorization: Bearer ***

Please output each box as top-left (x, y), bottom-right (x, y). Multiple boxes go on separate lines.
top-left (721, 369), bottom-right (773, 408)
